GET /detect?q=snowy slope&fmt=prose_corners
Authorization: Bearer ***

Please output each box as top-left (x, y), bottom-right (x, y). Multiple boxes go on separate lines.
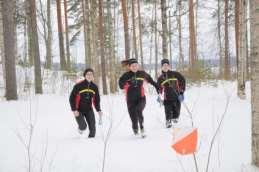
top-left (0, 81), bottom-right (257, 172)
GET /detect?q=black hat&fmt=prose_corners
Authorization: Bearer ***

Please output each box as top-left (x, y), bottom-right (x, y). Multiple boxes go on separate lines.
top-left (161, 59), bottom-right (170, 66)
top-left (128, 58), bottom-right (138, 65)
top-left (121, 58), bottom-right (138, 66)
top-left (83, 68), bottom-right (94, 77)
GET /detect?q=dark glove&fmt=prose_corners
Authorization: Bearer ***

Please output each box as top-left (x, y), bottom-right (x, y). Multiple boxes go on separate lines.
top-left (178, 93), bottom-right (184, 102)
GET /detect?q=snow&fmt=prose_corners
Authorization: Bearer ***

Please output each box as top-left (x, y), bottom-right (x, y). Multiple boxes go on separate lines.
top-left (0, 81), bottom-right (258, 172)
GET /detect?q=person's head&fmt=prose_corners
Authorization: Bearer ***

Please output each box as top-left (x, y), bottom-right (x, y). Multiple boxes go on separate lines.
top-left (128, 58), bottom-right (139, 73)
top-left (161, 59), bottom-right (170, 72)
top-left (83, 68), bottom-right (94, 82)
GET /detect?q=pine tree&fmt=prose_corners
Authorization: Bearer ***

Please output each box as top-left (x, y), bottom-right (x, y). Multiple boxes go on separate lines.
top-left (2, 0), bottom-right (18, 100)
top-left (250, 0), bottom-right (259, 167)
top-left (56, 0), bottom-right (66, 70)
top-left (121, 0), bottom-right (130, 59)
top-left (28, 0), bottom-right (43, 94)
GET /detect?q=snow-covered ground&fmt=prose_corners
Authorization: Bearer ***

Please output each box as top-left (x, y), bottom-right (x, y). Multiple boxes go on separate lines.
top-left (0, 81), bottom-right (258, 172)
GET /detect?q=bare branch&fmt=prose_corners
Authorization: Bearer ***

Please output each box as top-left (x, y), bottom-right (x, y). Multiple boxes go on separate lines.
top-left (205, 91), bottom-right (233, 172)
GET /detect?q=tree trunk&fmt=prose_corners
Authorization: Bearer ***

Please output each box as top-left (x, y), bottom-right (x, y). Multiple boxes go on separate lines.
top-left (0, 1), bottom-right (6, 95)
top-left (107, 0), bottom-right (117, 93)
top-left (56, 0), bottom-right (66, 70)
top-left (250, 0), bottom-right (259, 166)
top-left (113, 0), bottom-right (119, 92)
top-left (98, 0), bottom-right (107, 94)
top-left (168, 10), bottom-right (173, 68)
top-left (245, 3), bottom-right (250, 81)
top-left (28, 0), bottom-right (43, 94)
top-left (64, 0), bottom-right (71, 71)
top-left (23, 16), bottom-right (27, 65)
top-left (131, 0), bottom-right (138, 60)
top-left (149, 4), bottom-right (155, 74)
top-left (235, 0), bottom-right (241, 89)
top-left (224, 0), bottom-right (231, 80)
top-left (82, 0), bottom-right (89, 67)
top-left (121, 0), bottom-right (130, 59)
top-left (86, 0), bottom-right (92, 67)
top-left (154, 0), bottom-right (158, 78)
top-left (90, 0), bottom-right (100, 83)
top-left (26, 0), bottom-right (33, 66)
top-left (39, 0), bottom-right (48, 63)
top-left (177, 0), bottom-right (184, 70)
top-left (2, 0), bottom-right (18, 100)
top-left (189, 0), bottom-right (197, 71)
top-left (218, 0), bottom-right (223, 78)
top-left (14, 0), bottom-right (17, 64)
top-left (236, 0), bottom-right (247, 99)
top-left (161, 0), bottom-right (168, 59)
top-left (46, 0), bottom-right (52, 69)
top-left (137, 0), bottom-right (144, 67)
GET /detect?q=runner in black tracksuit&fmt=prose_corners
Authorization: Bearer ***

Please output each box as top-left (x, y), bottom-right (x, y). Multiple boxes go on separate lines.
top-left (157, 59), bottom-right (186, 128)
top-left (119, 58), bottom-right (159, 135)
top-left (69, 68), bottom-right (102, 138)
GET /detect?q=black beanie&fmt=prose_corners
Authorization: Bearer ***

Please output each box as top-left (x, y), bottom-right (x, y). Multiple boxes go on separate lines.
top-left (161, 59), bottom-right (170, 66)
top-left (83, 68), bottom-right (94, 77)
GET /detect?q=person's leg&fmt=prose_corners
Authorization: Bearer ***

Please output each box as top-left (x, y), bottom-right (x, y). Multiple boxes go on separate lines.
top-left (172, 100), bottom-right (181, 123)
top-left (136, 97), bottom-right (146, 130)
top-left (164, 100), bottom-right (173, 127)
top-left (85, 110), bottom-right (96, 138)
top-left (127, 100), bottom-right (139, 134)
top-left (75, 113), bottom-right (87, 131)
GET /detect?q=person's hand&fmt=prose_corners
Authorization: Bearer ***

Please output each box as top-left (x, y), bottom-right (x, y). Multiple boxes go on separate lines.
top-left (73, 111), bottom-right (79, 117)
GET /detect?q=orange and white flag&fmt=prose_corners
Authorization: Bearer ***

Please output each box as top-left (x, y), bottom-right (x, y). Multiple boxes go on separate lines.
top-left (171, 127), bottom-right (198, 155)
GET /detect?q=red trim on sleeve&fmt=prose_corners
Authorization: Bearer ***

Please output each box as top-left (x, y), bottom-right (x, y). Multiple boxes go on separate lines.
top-left (92, 96), bottom-right (96, 108)
top-left (162, 87), bottom-right (166, 100)
top-left (75, 94), bottom-right (80, 110)
top-left (176, 80), bottom-right (180, 92)
top-left (124, 82), bottom-right (130, 98)
top-left (141, 85), bottom-right (145, 97)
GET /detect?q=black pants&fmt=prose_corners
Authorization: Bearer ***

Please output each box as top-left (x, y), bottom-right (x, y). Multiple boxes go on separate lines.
top-left (75, 110), bottom-right (96, 137)
top-left (127, 97), bottom-right (146, 131)
top-left (164, 100), bottom-right (181, 121)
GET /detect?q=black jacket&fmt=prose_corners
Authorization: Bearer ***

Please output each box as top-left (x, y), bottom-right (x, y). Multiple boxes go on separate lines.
top-left (69, 79), bottom-right (101, 112)
top-left (157, 70), bottom-right (186, 101)
top-left (119, 70), bottom-right (159, 101)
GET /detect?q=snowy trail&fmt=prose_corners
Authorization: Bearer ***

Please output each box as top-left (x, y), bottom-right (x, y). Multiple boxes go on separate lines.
top-left (0, 82), bottom-right (254, 172)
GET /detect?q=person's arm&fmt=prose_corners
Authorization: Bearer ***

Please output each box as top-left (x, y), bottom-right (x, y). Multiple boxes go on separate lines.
top-left (118, 72), bottom-right (131, 89)
top-left (93, 85), bottom-right (101, 112)
top-left (144, 72), bottom-right (159, 93)
top-left (69, 85), bottom-right (80, 116)
top-left (157, 76), bottom-right (163, 94)
top-left (175, 72), bottom-right (186, 92)
top-left (69, 85), bottom-right (78, 111)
